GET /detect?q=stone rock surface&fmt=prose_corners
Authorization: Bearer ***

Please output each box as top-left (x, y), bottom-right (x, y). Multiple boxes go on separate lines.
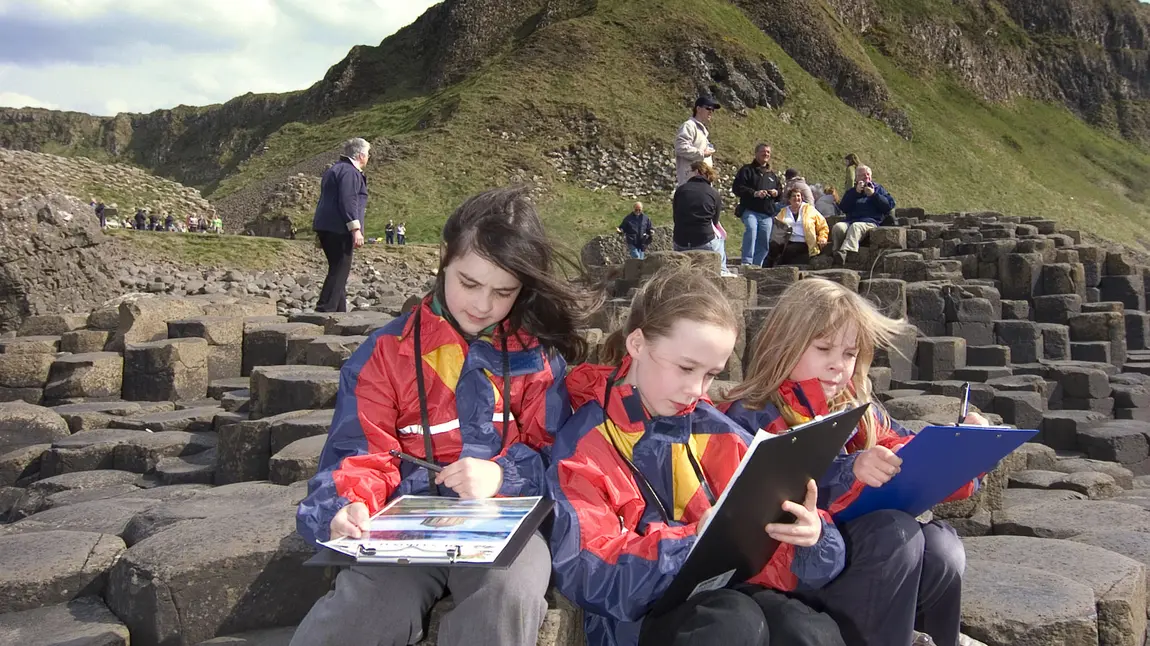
top-left (961, 560), bottom-right (1099, 646)
top-left (0, 596), bottom-right (130, 646)
top-left (0, 530), bottom-right (125, 613)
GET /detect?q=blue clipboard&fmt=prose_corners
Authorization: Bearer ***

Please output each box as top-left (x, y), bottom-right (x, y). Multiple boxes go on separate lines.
top-left (833, 425), bottom-right (1038, 524)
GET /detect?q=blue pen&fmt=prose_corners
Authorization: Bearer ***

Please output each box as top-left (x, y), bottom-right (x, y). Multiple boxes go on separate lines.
top-left (957, 382), bottom-right (971, 426)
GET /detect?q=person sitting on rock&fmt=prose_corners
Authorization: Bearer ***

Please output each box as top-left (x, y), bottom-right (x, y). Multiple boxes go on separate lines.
top-left (832, 165), bottom-right (895, 265)
top-left (293, 186), bottom-right (602, 646)
top-left (385, 219), bottom-right (395, 244)
top-left (617, 201), bottom-right (654, 260)
top-left (814, 185), bottom-right (840, 219)
top-left (723, 278), bottom-right (988, 646)
top-left (770, 187), bottom-right (829, 266)
top-left (548, 268), bottom-right (847, 646)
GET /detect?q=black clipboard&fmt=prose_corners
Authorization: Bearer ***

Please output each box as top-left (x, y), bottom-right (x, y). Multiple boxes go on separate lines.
top-left (650, 404), bottom-right (869, 616)
top-left (304, 498), bottom-right (554, 570)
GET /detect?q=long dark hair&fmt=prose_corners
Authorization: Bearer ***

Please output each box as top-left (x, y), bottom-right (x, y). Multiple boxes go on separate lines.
top-left (434, 186), bottom-right (604, 362)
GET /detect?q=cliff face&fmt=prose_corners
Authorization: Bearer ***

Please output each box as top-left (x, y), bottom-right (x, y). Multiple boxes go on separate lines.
top-left (0, 0), bottom-right (1147, 192)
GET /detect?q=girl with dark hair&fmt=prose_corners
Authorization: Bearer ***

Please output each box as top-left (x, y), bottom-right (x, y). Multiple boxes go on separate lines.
top-left (293, 186), bottom-right (602, 646)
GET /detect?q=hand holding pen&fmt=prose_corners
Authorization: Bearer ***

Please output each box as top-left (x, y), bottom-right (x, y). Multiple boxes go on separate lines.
top-left (956, 382), bottom-right (990, 427)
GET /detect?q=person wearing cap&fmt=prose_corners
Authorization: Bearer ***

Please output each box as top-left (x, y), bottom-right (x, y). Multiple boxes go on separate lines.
top-left (674, 96), bottom-right (720, 187)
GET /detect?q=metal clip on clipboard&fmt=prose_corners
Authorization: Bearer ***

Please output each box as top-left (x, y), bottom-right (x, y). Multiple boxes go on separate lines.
top-left (357, 543), bottom-right (463, 564)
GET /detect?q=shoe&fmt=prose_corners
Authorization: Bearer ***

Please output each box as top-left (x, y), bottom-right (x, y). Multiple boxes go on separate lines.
top-left (912, 631), bottom-right (938, 646)
top-left (720, 270), bottom-right (738, 278)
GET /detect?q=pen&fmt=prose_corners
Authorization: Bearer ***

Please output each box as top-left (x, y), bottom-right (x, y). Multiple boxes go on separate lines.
top-left (389, 449), bottom-right (443, 473)
top-left (957, 382), bottom-right (971, 426)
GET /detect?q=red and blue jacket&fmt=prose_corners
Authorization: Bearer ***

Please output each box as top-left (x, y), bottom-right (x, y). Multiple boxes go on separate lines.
top-left (547, 360), bottom-right (845, 646)
top-left (723, 379), bottom-right (978, 515)
top-left (296, 297), bottom-right (569, 544)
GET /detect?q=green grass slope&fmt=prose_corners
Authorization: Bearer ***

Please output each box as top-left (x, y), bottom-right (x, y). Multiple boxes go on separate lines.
top-left (91, 0), bottom-right (1150, 256)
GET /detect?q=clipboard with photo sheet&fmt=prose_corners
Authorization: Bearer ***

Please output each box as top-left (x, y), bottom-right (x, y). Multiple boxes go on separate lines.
top-left (314, 495), bottom-right (553, 569)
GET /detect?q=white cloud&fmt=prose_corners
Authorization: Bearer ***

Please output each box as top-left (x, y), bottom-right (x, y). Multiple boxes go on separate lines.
top-left (0, 0), bottom-right (441, 115)
top-left (0, 91), bottom-right (57, 110)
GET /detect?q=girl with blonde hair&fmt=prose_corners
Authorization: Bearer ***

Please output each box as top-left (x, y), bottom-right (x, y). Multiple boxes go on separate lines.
top-left (548, 268), bottom-right (846, 646)
top-left (723, 278), bottom-right (987, 646)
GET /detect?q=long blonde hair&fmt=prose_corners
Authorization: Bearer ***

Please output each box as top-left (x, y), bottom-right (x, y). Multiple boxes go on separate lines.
top-left (725, 278), bottom-right (912, 448)
top-left (601, 267), bottom-right (739, 366)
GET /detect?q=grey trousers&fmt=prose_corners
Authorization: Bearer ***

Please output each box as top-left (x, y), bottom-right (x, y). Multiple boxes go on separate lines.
top-left (289, 533), bottom-right (551, 646)
top-left (831, 222), bottom-right (877, 254)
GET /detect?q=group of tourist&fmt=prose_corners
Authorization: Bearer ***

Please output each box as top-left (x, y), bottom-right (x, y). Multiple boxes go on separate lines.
top-left (88, 198), bottom-right (222, 234)
top-left (619, 97), bottom-right (897, 270)
top-left (295, 135), bottom-right (983, 646)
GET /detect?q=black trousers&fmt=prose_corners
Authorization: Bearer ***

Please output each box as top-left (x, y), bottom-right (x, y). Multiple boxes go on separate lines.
top-left (639, 586), bottom-right (845, 646)
top-left (792, 511), bottom-right (965, 646)
top-left (768, 241), bottom-right (811, 266)
top-left (315, 231), bottom-right (354, 313)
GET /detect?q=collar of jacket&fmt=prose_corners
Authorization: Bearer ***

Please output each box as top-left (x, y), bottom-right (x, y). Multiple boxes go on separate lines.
top-left (751, 160), bottom-right (772, 170)
top-left (339, 155), bottom-right (365, 174)
top-left (686, 176), bottom-right (713, 186)
top-left (396, 297), bottom-right (545, 376)
top-left (566, 356), bottom-right (702, 441)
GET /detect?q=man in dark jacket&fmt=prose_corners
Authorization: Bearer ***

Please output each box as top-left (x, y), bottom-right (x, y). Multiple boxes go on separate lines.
top-left (616, 202), bottom-right (654, 259)
top-left (312, 137), bottom-right (370, 312)
top-left (732, 143), bottom-right (782, 267)
top-left (832, 164), bottom-right (896, 265)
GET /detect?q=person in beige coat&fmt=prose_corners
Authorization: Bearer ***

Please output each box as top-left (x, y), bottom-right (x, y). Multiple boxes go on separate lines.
top-left (674, 96), bottom-right (720, 186)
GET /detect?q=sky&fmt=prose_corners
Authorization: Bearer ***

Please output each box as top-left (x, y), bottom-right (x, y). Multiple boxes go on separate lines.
top-left (0, 0), bottom-right (441, 116)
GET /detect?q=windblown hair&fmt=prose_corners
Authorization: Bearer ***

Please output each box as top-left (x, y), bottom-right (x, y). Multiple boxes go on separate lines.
top-left (725, 278), bottom-right (913, 448)
top-left (690, 161), bottom-right (718, 184)
top-left (435, 186), bottom-right (604, 362)
top-left (601, 267), bottom-right (739, 366)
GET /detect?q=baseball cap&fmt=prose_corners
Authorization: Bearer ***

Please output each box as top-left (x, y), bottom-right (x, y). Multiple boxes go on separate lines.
top-left (694, 96), bottom-right (721, 110)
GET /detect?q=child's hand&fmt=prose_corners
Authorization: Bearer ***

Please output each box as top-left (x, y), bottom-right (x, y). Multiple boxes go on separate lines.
top-left (854, 445), bottom-right (903, 487)
top-left (696, 507), bottom-right (717, 535)
top-left (436, 458), bottom-right (504, 499)
top-left (963, 412), bottom-right (990, 426)
top-left (765, 479), bottom-right (823, 548)
top-left (330, 501), bottom-right (370, 540)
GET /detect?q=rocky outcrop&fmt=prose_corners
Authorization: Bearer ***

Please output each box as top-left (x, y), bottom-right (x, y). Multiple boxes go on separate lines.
top-left (0, 193), bottom-right (122, 331)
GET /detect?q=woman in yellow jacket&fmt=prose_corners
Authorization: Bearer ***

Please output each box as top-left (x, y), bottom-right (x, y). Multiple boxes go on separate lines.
top-left (769, 187), bottom-right (829, 266)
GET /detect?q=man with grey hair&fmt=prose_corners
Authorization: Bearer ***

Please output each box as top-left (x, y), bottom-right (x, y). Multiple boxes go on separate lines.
top-left (832, 164), bottom-right (895, 265)
top-left (312, 137), bottom-right (370, 312)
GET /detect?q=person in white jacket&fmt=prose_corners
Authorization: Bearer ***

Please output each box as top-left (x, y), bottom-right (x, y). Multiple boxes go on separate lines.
top-left (674, 96), bottom-right (720, 186)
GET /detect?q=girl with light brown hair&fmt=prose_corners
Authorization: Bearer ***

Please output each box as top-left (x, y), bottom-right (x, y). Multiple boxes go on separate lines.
top-left (723, 278), bottom-right (988, 646)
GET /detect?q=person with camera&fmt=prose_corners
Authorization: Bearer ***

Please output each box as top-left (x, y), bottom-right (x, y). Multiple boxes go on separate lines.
top-left (832, 165), bottom-right (895, 265)
top-left (731, 143), bottom-right (782, 267)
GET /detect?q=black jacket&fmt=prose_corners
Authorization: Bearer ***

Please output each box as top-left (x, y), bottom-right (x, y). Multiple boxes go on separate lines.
top-left (672, 177), bottom-right (721, 248)
top-left (732, 162), bottom-right (781, 215)
top-left (312, 157), bottom-right (368, 233)
top-left (618, 211), bottom-right (653, 250)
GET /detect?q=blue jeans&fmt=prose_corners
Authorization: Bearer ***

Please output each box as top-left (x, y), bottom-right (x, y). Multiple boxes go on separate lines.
top-left (674, 237), bottom-right (728, 273)
top-left (740, 210), bottom-right (773, 266)
top-left (627, 244), bottom-right (646, 259)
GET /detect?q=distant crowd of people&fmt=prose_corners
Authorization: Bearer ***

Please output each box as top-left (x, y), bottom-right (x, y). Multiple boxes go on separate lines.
top-left (89, 197), bottom-right (223, 234)
top-left (619, 96), bottom-right (897, 271)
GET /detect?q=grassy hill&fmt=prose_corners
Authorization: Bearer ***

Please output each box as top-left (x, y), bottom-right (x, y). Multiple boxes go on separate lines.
top-left (204, 0), bottom-right (1150, 256)
top-left (6, 0), bottom-right (1150, 258)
